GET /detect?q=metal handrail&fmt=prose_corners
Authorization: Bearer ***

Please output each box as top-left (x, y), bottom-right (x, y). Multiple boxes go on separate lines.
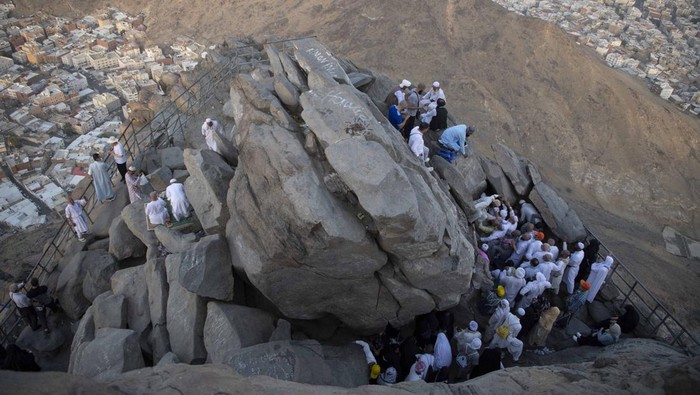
top-left (584, 224), bottom-right (699, 354)
top-left (0, 38), bottom-right (308, 346)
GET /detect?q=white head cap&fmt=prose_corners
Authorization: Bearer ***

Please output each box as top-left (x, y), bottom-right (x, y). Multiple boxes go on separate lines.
top-left (432, 81), bottom-right (440, 88)
top-left (577, 242), bottom-right (585, 250)
top-left (470, 338), bottom-right (482, 350)
top-left (169, 178), bottom-right (177, 184)
top-left (205, 118), bottom-right (212, 123)
top-left (481, 243), bottom-right (489, 251)
top-left (469, 320), bottom-right (478, 331)
top-left (400, 79), bottom-right (411, 88)
top-left (515, 268), bottom-right (526, 279)
top-left (108, 136), bottom-right (118, 144)
top-left (536, 272), bottom-right (546, 282)
top-left (517, 308), bottom-right (526, 316)
top-left (128, 165), bottom-right (136, 171)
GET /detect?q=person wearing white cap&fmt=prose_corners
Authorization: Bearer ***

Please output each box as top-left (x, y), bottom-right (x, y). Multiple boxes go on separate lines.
top-left (394, 79), bottom-right (411, 105)
top-left (563, 241), bottom-right (586, 295)
top-left (517, 272), bottom-right (552, 310)
top-left (498, 267), bottom-right (527, 306)
top-left (65, 196), bottom-right (89, 242)
top-left (400, 82), bottom-right (421, 139)
top-left (488, 307), bottom-right (524, 362)
top-left (454, 320), bottom-right (482, 357)
top-left (107, 136), bottom-right (128, 182)
top-left (125, 166), bottom-right (145, 203)
top-left (485, 299), bottom-right (510, 343)
top-left (201, 118), bottom-right (222, 153)
top-left (145, 191), bottom-right (171, 227)
top-left (165, 178), bottom-right (191, 222)
top-left (423, 81), bottom-right (446, 103)
top-left (586, 256), bottom-right (614, 303)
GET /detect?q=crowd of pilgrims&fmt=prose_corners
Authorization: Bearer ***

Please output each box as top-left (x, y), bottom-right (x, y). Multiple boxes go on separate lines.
top-left (351, 80), bottom-right (641, 385)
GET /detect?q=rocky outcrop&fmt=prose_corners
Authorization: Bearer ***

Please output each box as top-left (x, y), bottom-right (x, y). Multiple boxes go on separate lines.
top-left (165, 253), bottom-right (207, 364)
top-left (178, 234), bottom-right (234, 301)
top-left (82, 250), bottom-right (118, 303)
top-left (93, 291), bottom-right (127, 330)
top-left (111, 266), bottom-right (151, 335)
top-left (108, 216), bottom-right (146, 262)
top-left (203, 302), bottom-right (276, 363)
top-left (183, 148), bottom-right (235, 234)
top-left (529, 181), bottom-right (587, 241)
top-left (70, 328), bottom-right (145, 380)
top-left (224, 39), bottom-right (474, 332)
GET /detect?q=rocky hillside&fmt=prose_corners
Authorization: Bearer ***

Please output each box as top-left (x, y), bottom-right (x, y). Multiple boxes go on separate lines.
top-left (13, 0), bottom-right (700, 328)
top-left (2, 339), bottom-right (698, 394)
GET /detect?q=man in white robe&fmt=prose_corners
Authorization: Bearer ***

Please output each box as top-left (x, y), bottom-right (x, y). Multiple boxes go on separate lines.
top-left (563, 242), bottom-right (585, 295)
top-left (517, 272), bottom-right (551, 309)
top-left (65, 197), bottom-right (89, 242)
top-left (499, 267), bottom-right (526, 306)
top-left (125, 166), bottom-right (144, 203)
top-left (586, 256), bottom-right (614, 302)
top-left (423, 81), bottom-right (446, 103)
top-left (408, 123), bottom-right (430, 166)
top-left (165, 179), bottom-right (191, 222)
top-left (485, 299), bottom-right (510, 343)
top-left (87, 153), bottom-right (114, 202)
top-left (488, 308), bottom-right (524, 362)
top-left (145, 191), bottom-right (170, 226)
top-left (550, 250), bottom-right (570, 294)
top-left (201, 118), bottom-right (222, 153)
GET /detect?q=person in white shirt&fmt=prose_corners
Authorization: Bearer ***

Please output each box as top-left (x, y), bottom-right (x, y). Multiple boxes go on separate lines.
top-left (9, 283), bottom-right (38, 330)
top-left (423, 81), bottom-right (446, 103)
top-left (550, 250), bottom-right (570, 294)
top-left (408, 122), bottom-right (431, 167)
top-left (563, 242), bottom-right (586, 295)
top-left (108, 136), bottom-right (127, 182)
top-left (420, 102), bottom-right (438, 124)
top-left (145, 191), bottom-right (171, 226)
top-left (394, 79), bottom-right (411, 105)
top-left (201, 118), bottom-right (222, 153)
top-left (165, 179), bottom-right (191, 222)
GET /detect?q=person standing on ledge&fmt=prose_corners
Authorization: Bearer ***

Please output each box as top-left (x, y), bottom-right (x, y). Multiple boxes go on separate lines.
top-left (87, 153), bottom-right (114, 203)
top-left (125, 166), bottom-right (145, 203)
top-left (107, 136), bottom-right (128, 183)
top-left (201, 118), bottom-right (222, 153)
top-left (65, 196), bottom-right (89, 242)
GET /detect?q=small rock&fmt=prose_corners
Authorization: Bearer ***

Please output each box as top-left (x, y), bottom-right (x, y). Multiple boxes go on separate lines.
top-left (269, 319), bottom-right (292, 342)
top-left (593, 357), bottom-right (618, 368)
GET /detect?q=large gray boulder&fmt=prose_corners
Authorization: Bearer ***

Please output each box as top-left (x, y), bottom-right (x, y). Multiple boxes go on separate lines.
top-left (293, 38), bottom-right (351, 85)
top-left (454, 153), bottom-right (488, 199)
top-left (165, 254), bottom-right (207, 364)
top-left (529, 181), bottom-right (587, 241)
top-left (159, 147), bottom-right (185, 170)
top-left (93, 291), bottom-right (127, 330)
top-left (481, 157), bottom-right (518, 205)
top-left (493, 143), bottom-right (533, 196)
top-left (348, 72), bottom-right (374, 89)
top-left (70, 328), bottom-right (145, 380)
top-left (68, 306), bottom-right (95, 373)
top-left (203, 302), bottom-right (276, 363)
top-left (108, 215), bottom-right (147, 262)
top-left (222, 340), bottom-right (367, 387)
top-left (82, 250), bottom-right (118, 302)
top-left (278, 51), bottom-right (308, 90)
top-left (56, 252), bottom-right (91, 320)
top-left (111, 266), bottom-right (151, 334)
top-left (431, 155), bottom-right (479, 222)
top-left (178, 234), bottom-right (234, 301)
top-left (121, 200), bottom-right (158, 246)
top-left (211, 130), bottom-right (239, 166)
top-left (16, 325), bottom-right (65, 353)
top-left (183, 148), bottom-right (235, 234)
top-left (273, 74), bottom-right (300, 111)
top-left (154, 226), bottom-right (196, 253)
top-left (147, 167), bottom-right (172, 192)
top-left (226, 82), bottom-right (473, 332)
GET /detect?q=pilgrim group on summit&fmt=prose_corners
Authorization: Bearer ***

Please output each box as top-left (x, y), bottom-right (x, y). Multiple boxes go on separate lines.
top-left (347, 79), bottom-right (640, 385)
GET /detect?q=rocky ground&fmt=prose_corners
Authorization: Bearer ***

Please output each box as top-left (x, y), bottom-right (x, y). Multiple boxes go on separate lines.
top-left (11, 0), bottom-right (700, 331)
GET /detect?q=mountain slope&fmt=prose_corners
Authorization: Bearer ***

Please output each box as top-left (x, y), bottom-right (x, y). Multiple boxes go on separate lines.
top-left (13, 0), bottom-right (700, 327)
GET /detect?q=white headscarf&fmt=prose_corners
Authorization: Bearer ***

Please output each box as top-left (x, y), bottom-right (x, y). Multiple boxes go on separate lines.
top-left (603, 256), bottom-right (614, 268)
top-left (433, 332), bottom-right (452, 369)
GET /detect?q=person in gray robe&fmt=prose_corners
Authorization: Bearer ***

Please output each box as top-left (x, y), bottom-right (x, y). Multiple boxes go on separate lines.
top-left (87, 153), bottom-right (114, 202)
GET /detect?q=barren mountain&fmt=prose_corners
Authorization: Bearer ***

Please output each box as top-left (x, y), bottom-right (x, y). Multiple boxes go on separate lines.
top-left (13, 0), bottom-right (700, 327)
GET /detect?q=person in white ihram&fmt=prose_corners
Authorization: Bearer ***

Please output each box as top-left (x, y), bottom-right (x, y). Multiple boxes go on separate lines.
top-left (423, 81), bottom-right (446, 103)
top-left (201, 118), bottom-right (222, 152)
top-left (145, 191), bottom-right (171, 227)
top-left (65, 197), bottom-right (89, 242)
top-left (165, 178), bottom-right (191, 222)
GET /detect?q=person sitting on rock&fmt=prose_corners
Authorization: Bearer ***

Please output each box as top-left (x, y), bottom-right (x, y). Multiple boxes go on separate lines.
top-left (423, 81), bottom-right (446, 103)
top-left (438, 124), bottom-right (474, 162)
top-left (408, 122), bottom-right (431, 168)
top-left (145, 191), bottom-right (171, 227)
top-left (429, 98), bottom-right (448, 131)
top-left (573, 322), bottom-right (621, 347)
top-left (597, 305), bottom-right (639, 335)
top-left (420, 102), bottom-right (438, 125)
top-left (387, 99), bottom-right (405, 131)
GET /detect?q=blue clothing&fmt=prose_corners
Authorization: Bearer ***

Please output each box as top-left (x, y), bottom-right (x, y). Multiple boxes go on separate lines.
top-left (439, 124), bottom-right (468, 155)
top-left (388, 105), bottom-right (402, 130)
